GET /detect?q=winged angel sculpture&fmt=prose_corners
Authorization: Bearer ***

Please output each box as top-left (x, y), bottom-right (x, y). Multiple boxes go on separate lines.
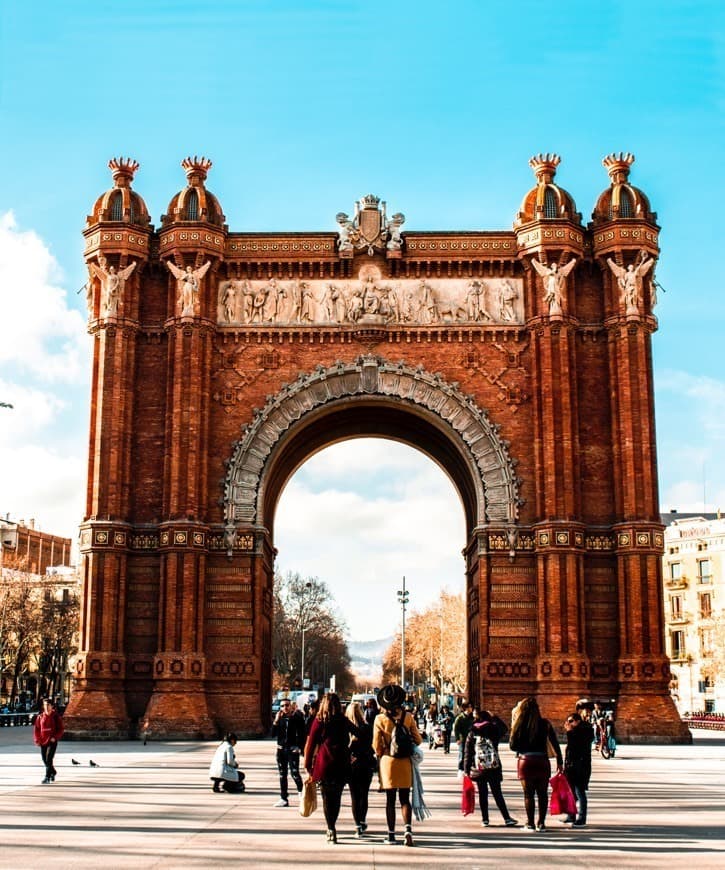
top-left (531, 257), bottom-right (577, 317)
top-left (166, 260), bottom-right (211, 316)
top-left (606, 253), bottom-right (655, 316)
top-left (88, 258), bottom-right (136, 316)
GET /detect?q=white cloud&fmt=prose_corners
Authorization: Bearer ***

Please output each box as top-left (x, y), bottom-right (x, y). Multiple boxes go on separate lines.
top-left (656, 368), bottom-right (725, 513)
top-left (0, 211), bottom-right (87, 383)
top-left (0, 213), bottom-right (88, 544)
top-left (274, 440), bottom-right (466, 641)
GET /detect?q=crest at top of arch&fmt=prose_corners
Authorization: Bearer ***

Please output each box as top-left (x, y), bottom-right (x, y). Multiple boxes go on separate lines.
top-left (223, 354), bottom-right (522, 527)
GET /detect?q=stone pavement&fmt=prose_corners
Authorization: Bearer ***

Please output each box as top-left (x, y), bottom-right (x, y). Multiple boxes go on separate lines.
top-left (1, 727), bottom-right (724, 869)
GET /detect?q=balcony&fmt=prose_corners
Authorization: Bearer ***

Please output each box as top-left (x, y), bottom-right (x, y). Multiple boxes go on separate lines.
top-left (665, 576), bottom-right (688, 590)
top-left (668, 611), bottom-right (692, 625)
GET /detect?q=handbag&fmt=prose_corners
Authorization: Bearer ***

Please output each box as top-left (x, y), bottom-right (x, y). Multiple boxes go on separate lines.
top-left (461, 774), bottom-right (476, 816)
top-left (299, 777), bottom-right (318, 817)
top-left (549, 771), bottom-right (576, 816)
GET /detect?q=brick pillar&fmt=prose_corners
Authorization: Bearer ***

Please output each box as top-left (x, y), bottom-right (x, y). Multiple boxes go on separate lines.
top-left (530, 315), bottom-right (590, 724)
top-left (607, 319), bottom-right (690, 741)
top-left (65, 314), bottom-right (140, 735)
top-left (142, 318), bottom-right (216, 737)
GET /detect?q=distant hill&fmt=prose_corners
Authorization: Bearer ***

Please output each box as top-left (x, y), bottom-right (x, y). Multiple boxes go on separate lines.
top-left (348, 636), bottom-right (392, 683)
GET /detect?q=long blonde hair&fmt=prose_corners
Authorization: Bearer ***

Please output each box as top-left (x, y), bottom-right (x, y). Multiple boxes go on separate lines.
top-left (317, 692), bottom-right (341, 722)
top-left (510, 696), bottom-right (542, 744)
top-left (346, 700), bottom-right (365, 727)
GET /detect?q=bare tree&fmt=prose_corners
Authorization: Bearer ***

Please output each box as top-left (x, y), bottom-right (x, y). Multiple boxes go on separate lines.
top-left (272, 571), bottom-right (354, 696)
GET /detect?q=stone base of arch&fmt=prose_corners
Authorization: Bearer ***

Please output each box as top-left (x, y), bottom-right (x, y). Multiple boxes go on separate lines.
top-left (63, 684), bottom-right (131, 738)
top-left (141, 679), bottom-right (216, 740)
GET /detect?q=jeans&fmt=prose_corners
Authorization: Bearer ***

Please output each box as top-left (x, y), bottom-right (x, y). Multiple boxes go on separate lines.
top-left (276, 747), bottom-right (302, 800)
top-left (41, 742), bottom-right (57, 779)
top-left (572, 782), bottom-right (587, 822)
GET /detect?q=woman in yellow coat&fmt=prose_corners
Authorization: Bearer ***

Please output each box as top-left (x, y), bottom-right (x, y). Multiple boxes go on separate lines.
top-left (373, 684), bottom-right (423, 847)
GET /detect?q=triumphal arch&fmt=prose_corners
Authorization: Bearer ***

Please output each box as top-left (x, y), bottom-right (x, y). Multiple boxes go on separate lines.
top-left (64, 153), bottom-right (689, 741)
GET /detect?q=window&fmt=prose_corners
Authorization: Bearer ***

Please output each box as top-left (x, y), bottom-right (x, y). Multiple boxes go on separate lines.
top-left (698, 560), bottom-right (712, 584)
top-left (670, 563), bottom-right (682, 580)
top-left (186, 190), bottom-right (199, 220)
top-left (619, 189), bottom-right (634, 217)
top-left (700, 629), bottom-right (714, 656)
top-left (670, 630), bottom-right (685, 659)
top-left (110, 191), bottom-right (123, 221)
top-left (699, 592), bottom-right (712, 619)
top-left (543, 188), bottom-right (559, 218)
top-left (670, 595), bottom-right (683, 619)
top-left (705, 699), bottom-right (715, 713)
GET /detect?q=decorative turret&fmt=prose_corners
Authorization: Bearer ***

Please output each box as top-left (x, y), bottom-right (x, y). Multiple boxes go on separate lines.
top-left (515, 153), bottom-right (581, 227)
top-left (161, 156), bottom-right (226, 228)
top-left (87, 158), bottom-right (150, 227)
top-left (591, 152), bottom-right (656, 224)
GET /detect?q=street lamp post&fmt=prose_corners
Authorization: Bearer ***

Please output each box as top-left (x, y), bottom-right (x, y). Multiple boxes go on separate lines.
top-left (300, 581), bottom-right (312, 688)
top-left (397, 576), bottom-right (409, 689)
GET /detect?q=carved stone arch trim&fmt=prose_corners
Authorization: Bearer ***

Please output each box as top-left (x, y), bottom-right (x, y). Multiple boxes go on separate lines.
top-left (223, 354), bottom-right (522, 527)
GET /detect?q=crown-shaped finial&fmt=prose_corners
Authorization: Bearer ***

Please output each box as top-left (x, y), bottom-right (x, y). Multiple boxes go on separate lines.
top-left (529, 153), bottom-right (561, 183)
top-left (181, 156), bottom-right (213, 183)
top-left (602, 152), bottom-right (635, 183)
top-left (108, 157), bottom-right (139, 187)
top-left (360, 193), bottom-right (381, 209)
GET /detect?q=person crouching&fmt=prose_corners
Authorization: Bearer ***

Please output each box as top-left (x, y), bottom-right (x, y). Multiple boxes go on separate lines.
top-left (209, 733), bottom-right (245, 793)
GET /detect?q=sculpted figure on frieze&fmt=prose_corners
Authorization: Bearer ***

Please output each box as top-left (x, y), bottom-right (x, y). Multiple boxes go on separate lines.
top-left (221, 281), bottom-right (237, 322)
top-left (606, 251), bottom-right (655, 316)
top-left (498, 280), bottom-right (519, 322)
top-left (88, 256), bottom-right (137, 316)
top-left (336, 212), bottom-right (356, 253)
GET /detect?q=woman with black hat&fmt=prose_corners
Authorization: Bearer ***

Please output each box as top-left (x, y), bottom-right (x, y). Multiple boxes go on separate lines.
top-left (373, 683), bottom-right (423, 847)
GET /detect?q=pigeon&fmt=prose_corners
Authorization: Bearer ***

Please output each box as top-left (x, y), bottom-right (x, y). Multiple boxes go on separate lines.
top-left (89, 760), bottom-right (100, 767)
top-left (71, 758), bottom-right (81, 766)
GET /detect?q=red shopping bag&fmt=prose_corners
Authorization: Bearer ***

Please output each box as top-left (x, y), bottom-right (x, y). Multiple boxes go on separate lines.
top-left (461, 774), bottom-right (476, 816)
top-left (549, 771), bottom-right (577, 815)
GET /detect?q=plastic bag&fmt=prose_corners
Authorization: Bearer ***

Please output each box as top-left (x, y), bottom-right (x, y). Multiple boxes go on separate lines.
top-left (549, 771), bottom-right (576, 816)
top-left (299, 778), bottom-right (318, 817)
top-left (461, 774), bottom-right (476, 816)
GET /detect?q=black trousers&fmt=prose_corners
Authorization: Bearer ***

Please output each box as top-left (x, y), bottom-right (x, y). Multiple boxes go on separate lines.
top-left (41, 742), bottom-right (57, 779)
top-left (320, 780), bottom-right (345, 831)
top-left (349, 765), bottom-right (373, 826)
top-left (476, 774), bottom-right (511, 821)
top-left (276, 747), bottom-right (302, 799)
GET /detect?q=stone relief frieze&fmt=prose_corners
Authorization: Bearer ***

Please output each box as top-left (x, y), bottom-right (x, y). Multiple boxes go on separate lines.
top-left (216, 276), bottom-right (524, 327)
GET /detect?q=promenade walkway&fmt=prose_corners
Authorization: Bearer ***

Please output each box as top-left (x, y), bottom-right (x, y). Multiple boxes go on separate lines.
top-left (1, 728), bottom-right (724, 868)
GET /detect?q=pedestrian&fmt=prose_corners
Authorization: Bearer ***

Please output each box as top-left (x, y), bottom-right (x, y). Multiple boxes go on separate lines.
top-left (425, 702), bottom-right (439, 749)
top-left (303, 692), bottom-right (354, 844)
top-left (33, 697), bottom-right (64, 784)
top-left (453, 700), bottom-right (474, 772)
top-left (563, 712), bottom-right (594, 826)
top-left (364, 696), bottom-right (379, 726)
top-left (438, 705), bottom-right (453, 754)
top-left (346, 701), bottom-right (376, 837)
top-left (509, 696), bottom-right (563, 831)
top-left (463, 707), bottom-right (518, 827)
top-left (208, 732), bottom-right (245, 793)
top-left (271, 696), bottom-right (305, 807)
top-left (373, 683), bottom-right (423, 847)
top-left (304, 697), bottom-right (319, 734)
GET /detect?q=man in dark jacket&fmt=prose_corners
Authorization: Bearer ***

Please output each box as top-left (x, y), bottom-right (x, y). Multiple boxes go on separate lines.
top-left (271, 699), bottom-right (306, 806)
top-left (563, 712), bottom-right (594, 826)
top-left (453, 701), bottom-right (474, 773)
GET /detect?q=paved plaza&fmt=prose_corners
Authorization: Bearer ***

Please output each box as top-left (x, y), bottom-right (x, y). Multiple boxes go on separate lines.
top-left (1, 727), bottom-right (724, 868)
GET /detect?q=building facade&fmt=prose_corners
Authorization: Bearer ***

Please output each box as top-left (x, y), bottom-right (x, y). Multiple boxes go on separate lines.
top-left (1, 516), bottom-right (72, 575)
top-left (662, 512), bottom-right (724, 714)
top-left (63, 152), bottom-right (689, 741)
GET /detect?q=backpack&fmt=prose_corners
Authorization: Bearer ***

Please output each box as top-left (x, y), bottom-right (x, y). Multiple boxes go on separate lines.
top-left (475, 735), bottom-right (500, 771)
top-left (389, 715), bottom-right (414, 759)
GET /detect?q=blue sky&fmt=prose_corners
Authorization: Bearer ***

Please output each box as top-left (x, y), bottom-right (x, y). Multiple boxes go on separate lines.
top-left (1, 1), bottom-right (723, 638)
